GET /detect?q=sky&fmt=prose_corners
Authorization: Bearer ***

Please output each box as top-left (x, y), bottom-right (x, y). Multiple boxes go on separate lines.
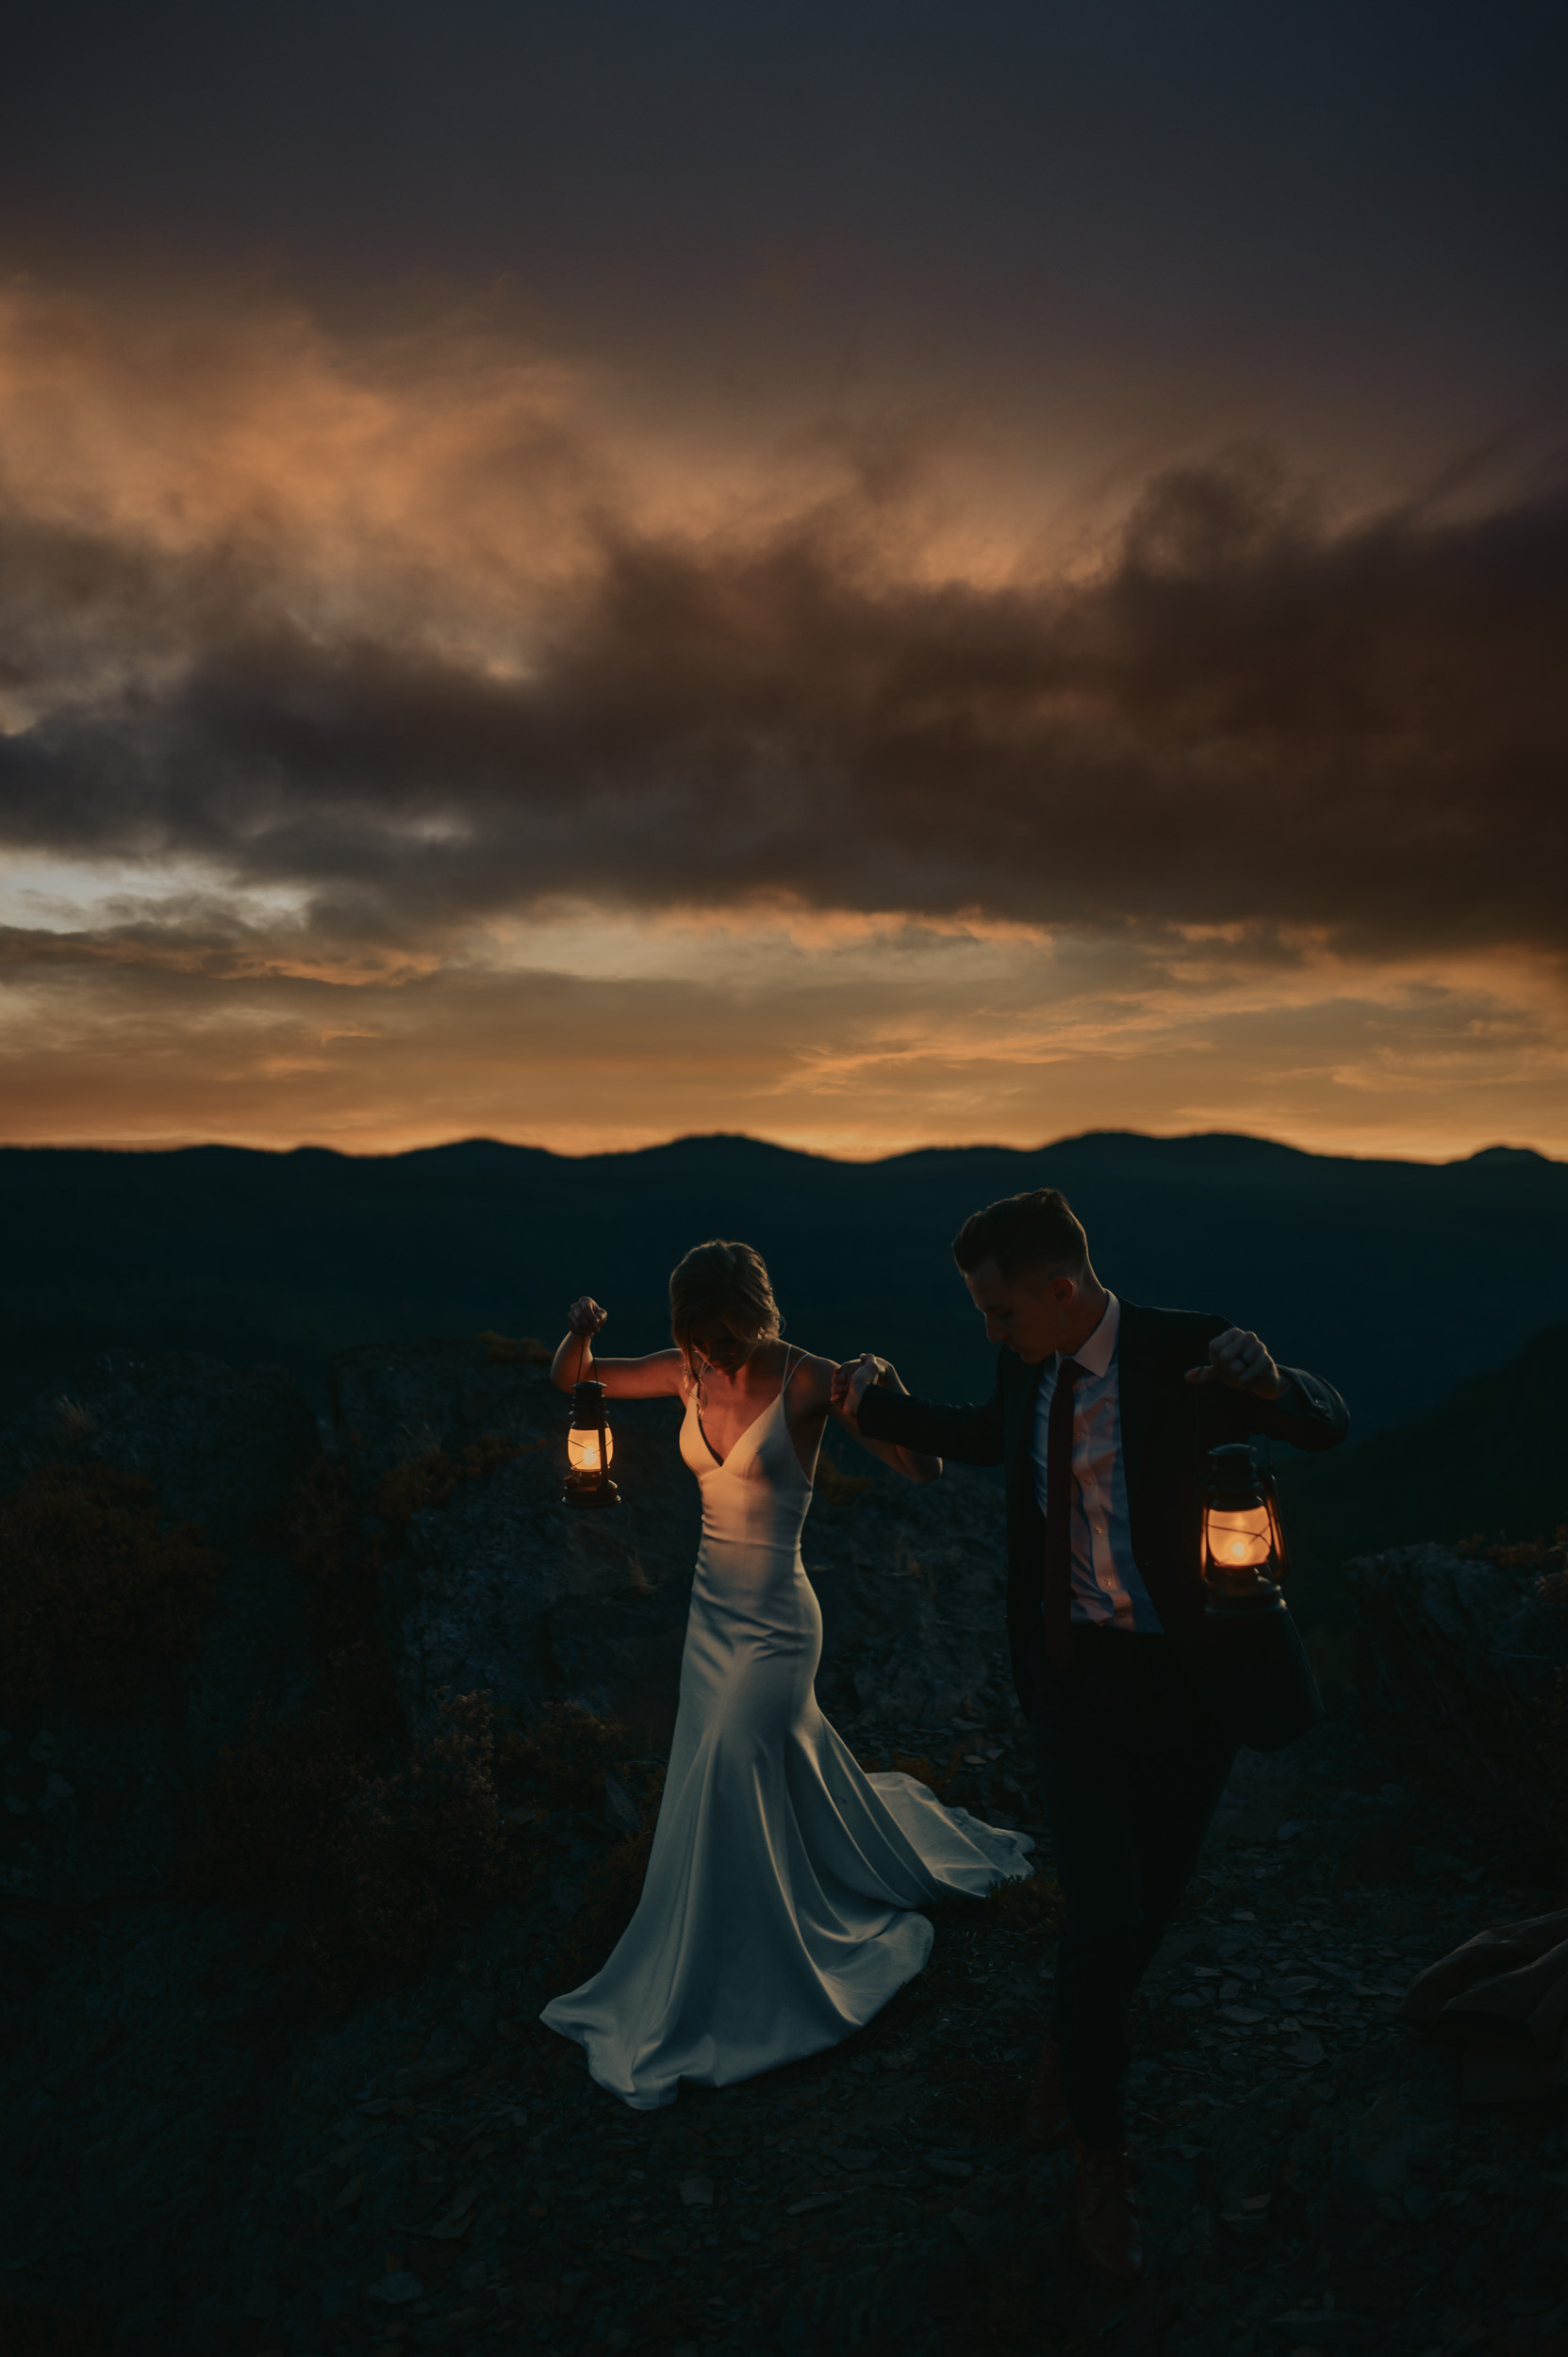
top-left (2, 1), bottom-right (1566, 1161)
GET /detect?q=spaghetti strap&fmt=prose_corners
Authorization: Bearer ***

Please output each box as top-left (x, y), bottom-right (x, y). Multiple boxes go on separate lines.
top-left (778, 1343), bottom-right (802, 1400)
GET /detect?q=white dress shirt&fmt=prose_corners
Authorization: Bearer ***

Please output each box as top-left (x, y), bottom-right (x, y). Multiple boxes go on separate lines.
top-left (1031, 1293), bottom-right (1164, 1632)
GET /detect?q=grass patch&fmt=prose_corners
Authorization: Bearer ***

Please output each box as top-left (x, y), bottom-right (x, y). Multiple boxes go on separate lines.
top-left (0, 1461), bottom-right (219, 1711)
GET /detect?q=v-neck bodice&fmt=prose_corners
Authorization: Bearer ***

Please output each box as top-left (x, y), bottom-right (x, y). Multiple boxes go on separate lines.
top-left (693, 1387), bottom-right (771, 1472)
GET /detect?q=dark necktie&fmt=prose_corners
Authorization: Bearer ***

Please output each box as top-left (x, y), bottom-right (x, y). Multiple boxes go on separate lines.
top-left (1041, 1357), bottom-right (1087, 1668)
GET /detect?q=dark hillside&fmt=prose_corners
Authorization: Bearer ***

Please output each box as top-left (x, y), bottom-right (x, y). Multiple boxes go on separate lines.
top-left (4, 1340), bottom-right (1567, 2356)
top-left (5, 1131), bottom-right (1566, 1450)
top-left (1276, 1317), bottom-right (1568, 1625)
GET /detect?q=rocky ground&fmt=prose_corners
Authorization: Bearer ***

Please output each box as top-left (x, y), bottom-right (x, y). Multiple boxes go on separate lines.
top-left (8, 1688), bottom-right (1566, 2357)
top-left (2, 1345), bottom-right (1565, 2356)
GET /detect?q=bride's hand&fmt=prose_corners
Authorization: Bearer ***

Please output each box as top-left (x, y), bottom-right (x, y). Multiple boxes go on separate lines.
top-left (834, 1352), bottom-right (897, 1420)
top-left (567, 1295), bottom-right (607, 1338)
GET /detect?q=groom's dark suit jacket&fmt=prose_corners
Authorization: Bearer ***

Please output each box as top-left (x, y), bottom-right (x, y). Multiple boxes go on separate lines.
top-left (855, 1300), bottom-right (1348, 1720)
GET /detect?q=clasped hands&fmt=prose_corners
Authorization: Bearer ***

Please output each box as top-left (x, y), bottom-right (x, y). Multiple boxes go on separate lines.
top-left (831, 1354), bottom-right (899, 1421)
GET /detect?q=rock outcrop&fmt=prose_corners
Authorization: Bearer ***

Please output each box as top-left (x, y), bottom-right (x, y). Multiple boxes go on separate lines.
top-left (1401, 1906), bottom-right (1568, 2100)
top-left (328, 1338), bottom-right (1017, 1749)
top-left (331, 1338), bottom-right (703, 1747)
top-left (1343, 1542), bottom-right (1566, 1814)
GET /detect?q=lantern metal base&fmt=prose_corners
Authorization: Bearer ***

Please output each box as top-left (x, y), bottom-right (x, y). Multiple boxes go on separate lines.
top-left (1204, 1576), bottom-right (1286, 1617)
top-left (562, 1472), bottom-right (621, 1509)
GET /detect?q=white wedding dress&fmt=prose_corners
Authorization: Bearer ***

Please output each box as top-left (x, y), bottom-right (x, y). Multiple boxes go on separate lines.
top-left (539, 1348), bottom-right (1034, 2108)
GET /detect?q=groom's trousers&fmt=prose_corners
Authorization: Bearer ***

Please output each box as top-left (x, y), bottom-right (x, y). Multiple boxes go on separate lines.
top-left (1030, 1622), bottom-right (1236, 2149)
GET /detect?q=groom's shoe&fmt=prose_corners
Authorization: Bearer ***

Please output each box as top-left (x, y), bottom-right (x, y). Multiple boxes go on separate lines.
top-left (1070, 2139), bottom-right (1145, 2285)
top-left (1021, 2037), bottom-right (1070, 2149)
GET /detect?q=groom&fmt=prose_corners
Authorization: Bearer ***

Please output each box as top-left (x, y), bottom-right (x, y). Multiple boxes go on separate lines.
top-left (834, 1187), bottom-right (1348, 2286)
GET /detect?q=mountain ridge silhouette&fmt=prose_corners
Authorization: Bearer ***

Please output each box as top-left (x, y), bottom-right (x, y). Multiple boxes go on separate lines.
top-left (7, 1126), bottom-right (1565, 1438)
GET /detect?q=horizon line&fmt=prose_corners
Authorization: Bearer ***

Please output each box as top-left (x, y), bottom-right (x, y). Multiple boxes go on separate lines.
top-left (0, 1126), bottom-right (1558, 1172)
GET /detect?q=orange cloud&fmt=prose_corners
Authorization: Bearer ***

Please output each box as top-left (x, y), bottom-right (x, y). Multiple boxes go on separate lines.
top-left (2, 276), bottom-right (1565, 1162)
top-left (1, 907), bottom-right (1563, 1163)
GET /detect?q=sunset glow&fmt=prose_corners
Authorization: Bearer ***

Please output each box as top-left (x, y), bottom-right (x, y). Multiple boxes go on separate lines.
top-left (3, 9), bottom-right (1564, 1167)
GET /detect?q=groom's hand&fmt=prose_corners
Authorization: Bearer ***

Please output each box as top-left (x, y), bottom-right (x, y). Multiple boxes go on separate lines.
top-left (833, 1353), bottom-right (889, 1421)
top-left (1184, 1327), bottom-right (1286, 1399)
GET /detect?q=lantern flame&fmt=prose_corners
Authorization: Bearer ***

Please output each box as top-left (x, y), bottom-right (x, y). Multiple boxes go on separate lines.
top-left (1204, 1503), bottom-right (1273, 1569)
top-left (567, 1422), bottom-right (614, 1471)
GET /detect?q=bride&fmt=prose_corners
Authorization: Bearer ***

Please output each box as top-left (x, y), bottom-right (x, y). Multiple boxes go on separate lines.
top-left (538, 1237), bottom-right (1032, 2109)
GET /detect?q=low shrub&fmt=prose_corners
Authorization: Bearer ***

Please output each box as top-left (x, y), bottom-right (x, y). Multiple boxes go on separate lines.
top-left (0, 1462), bottom-right (219, 1711)
top-left (476, 1330), bottom-right (553, 1365)
top-left (982, 1866), bottom-right (1065, 1937)
top-left (1457, 1525), bottom-right (1568, 1573)
top-left (0, 2299), bottom-right (106, 2356)
top-left (186, 1687), bottom-right (536, 2003)
top-left (376, 1432), bottom-right (530, 1525)
top-left (503, 1699), bottom-right (635, 1811)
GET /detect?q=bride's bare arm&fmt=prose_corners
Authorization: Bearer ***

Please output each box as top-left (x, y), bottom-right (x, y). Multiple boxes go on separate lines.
top-left (823, 1354), bottom-right (942, 1485)
top-left (549, 1297), bottom-right (685, 1398)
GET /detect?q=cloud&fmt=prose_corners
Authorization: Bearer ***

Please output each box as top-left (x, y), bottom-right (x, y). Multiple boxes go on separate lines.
top-left (3, 325), bottom-right (1556, 976)
top-left (2, 281), bottom-right (1564, 975)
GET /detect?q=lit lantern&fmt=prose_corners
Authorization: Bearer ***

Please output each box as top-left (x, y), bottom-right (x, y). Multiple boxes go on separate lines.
top-left (562, 1379), bottom-right (619, 1509)
top-left (1200, 1442), bottom-right (1289, 1614)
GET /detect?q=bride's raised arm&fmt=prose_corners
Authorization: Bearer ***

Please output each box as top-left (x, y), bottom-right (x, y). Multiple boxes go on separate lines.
top-left (549, 1297), bottom-right (685, 1398)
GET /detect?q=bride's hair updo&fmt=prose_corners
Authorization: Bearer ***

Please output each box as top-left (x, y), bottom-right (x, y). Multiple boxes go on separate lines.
top-left (668, 1240), bottom-right (783, 1371)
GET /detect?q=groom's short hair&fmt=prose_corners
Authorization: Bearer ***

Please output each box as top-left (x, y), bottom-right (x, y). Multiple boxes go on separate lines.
top-left (951, 1188), bottom-right (1089, 1280)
